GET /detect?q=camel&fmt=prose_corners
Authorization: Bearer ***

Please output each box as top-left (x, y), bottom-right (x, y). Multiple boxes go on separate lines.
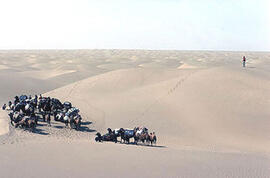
top-left (133, 127), bottom-right (149, 144)
top-left (118, 128), bottom-right (135, 144)
top-left (69, 114), bottom-right (82, 130)
top-left (9, 112), bottom-right (36, 132)
top-left (95, 131), bottom-right (117, 143)
top-left (147, 132), bottom-right (157, 146)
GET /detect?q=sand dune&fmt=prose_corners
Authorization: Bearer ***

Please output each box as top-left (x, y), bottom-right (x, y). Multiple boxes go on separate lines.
top-left (21, 69), bottom-right (77, 80)
top-left (0, 50), bottom-right (270, 178)
top-left (45, 65), bottom-right (270, 153)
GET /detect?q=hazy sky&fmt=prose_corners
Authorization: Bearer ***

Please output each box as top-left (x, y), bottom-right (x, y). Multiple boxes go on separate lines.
top-left (0, 0), bottom-right (269, 50)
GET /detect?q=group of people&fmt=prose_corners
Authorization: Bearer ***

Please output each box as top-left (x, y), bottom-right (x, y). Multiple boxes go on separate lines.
top-left (2, 94), bottom-right (82, 131)
top-left (95, 127), bottom-right (157, 146)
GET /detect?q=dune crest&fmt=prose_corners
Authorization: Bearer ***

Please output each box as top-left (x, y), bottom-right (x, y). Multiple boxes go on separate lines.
top-left (21, 69), bottom-right (77, 80)
top-left (178, 63), bottom-right (198, 69)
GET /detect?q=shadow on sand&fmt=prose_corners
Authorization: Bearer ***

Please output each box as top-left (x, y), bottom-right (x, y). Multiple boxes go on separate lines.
top-left (32, 128), bottom-right (49, 135)
top-left (30, 119), bottom-right (95, 134)
top-left (78, 126), bottom-right (96, 133)
top-left (54, 125), bottom-right (65, 129)
top-left (96, 140), bottom-right (166, 148)
top-left (37, 119), bottom-right (96, 133)
top-left (119, 142), bottom-right (166, 148)
top-left (81, 121), bottom-right (92, 126)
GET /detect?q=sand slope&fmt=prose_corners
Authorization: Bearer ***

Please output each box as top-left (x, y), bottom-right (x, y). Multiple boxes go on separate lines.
top-left (0, 110), bottom-right (9, 136)
top-left (45, 66), bottom-right (270, 153)
top-left (0, 50), bottom-right (270, 178)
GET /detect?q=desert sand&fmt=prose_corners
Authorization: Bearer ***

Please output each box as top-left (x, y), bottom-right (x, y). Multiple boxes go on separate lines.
top-left (0, 50), bottom-right (270, 178)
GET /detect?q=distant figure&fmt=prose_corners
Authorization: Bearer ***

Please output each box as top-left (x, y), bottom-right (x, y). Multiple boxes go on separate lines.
top-left (2, 104), bottom-right (6, 110)
top-left (242, 56), bottom-right (246, 67)
top-left (107, 128), bottom-right (112, 135)
top-left (14, 96), bottom-right (19, 105)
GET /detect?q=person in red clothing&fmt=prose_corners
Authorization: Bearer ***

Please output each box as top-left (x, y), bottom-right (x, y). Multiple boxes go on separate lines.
top-left (242, 56), bottom-right (246, 67)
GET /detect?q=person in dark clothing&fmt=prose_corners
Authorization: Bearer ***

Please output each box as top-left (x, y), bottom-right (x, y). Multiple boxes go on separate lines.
top-left (107, 128), bottom-right (112, 135)
top-left (34, 95), bottom-right (38, 106)
top-left (2, 104), bottom-right (6, 110)
top-left (242, 56), bottom-right (246, 67)
top-left (14, 96), bottom-right (19, 105)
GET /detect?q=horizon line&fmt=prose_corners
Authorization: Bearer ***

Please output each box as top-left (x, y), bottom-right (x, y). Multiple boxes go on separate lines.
top-left (0, 48), bottom-right (269, 53)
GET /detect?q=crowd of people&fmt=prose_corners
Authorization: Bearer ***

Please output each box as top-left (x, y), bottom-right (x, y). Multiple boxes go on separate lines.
top-left (2, 94), bottom-right (82, 132)
top-left (95, 127), bottom-right (157, 146)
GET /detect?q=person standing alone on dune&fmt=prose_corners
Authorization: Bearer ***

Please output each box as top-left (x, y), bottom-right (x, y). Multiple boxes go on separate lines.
top-left (242, 56), bottom-right (246, 67)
